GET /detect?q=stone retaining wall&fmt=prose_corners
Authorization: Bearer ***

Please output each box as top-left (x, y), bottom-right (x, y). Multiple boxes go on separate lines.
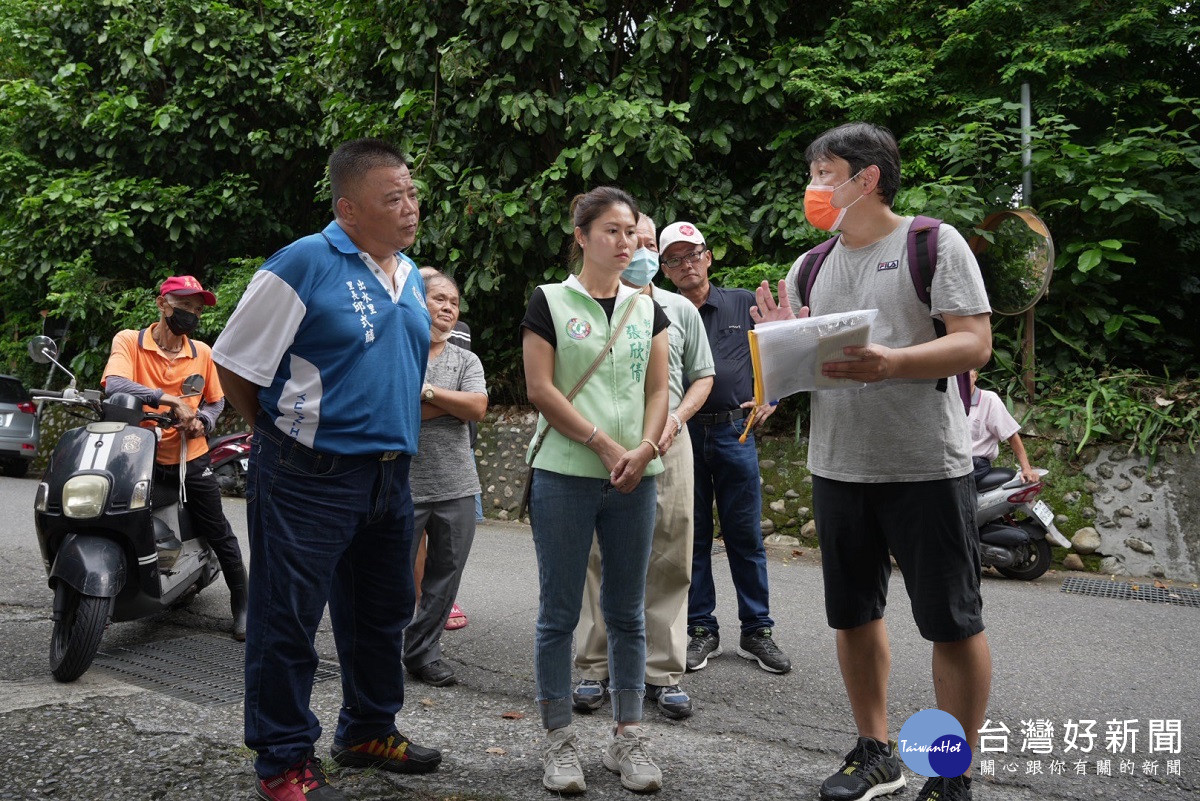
top-left (1076, 446), bottom-right (1200, 581)
top-left (475, 407), bottom-right (1200, 582)
top-left (33, 402), bottom-right (1198, 582)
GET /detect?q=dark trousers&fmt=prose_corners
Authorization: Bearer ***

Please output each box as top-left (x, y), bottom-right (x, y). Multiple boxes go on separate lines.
top-left (971, 456), bottom-right (992, 486)
top-left (404, 496), bottom-right (477, 670)
top-left (243, 415), bottom-right (415, 778)
top-left (687, 419), bottom-right (774, 635)
top-left (153, 452), bottom-right (243, 574)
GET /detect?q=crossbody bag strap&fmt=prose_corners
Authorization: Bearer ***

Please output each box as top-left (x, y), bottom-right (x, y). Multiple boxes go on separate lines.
top-left (528, 294), bottom-right (642, 460)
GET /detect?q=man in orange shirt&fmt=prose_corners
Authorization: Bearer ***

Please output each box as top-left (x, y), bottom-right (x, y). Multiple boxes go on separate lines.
top-left (103, 275), bottom-right (248, 640)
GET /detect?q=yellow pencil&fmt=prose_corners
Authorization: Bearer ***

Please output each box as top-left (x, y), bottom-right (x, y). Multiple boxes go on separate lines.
top-left (738, 406), bottom-right (758, 443)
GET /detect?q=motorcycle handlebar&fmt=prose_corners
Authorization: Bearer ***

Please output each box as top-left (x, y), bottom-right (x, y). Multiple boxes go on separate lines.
top-left (29, 389), bottom-right (65, 399)
top-left (143, 411), bottom-right (180, 428)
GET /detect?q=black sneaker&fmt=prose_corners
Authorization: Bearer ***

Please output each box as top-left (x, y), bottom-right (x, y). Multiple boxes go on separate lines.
top-left (915, 775), bottom-right (972, 801)
top-left (572, 677), bottom-right (608, 712)
top-left (737, 627), bottom-right (792, 674)
top-left (646, 683), bottom-right (693, 719)
top-left (408, 659), bottom-right (456, 687)
top-left (819, 736), bottom-right (905, 801)
top-left (685, 627), bottom-right (721, 671)
top-left (331, 730), bottom-right (442, 774)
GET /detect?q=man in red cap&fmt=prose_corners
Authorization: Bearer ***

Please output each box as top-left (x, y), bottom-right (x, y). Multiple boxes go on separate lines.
top-left (102, 275), bottom-right (249, 640)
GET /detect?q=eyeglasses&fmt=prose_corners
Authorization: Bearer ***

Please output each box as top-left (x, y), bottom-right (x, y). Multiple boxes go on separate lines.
top-left (661, 248), bottom-right (708, 271)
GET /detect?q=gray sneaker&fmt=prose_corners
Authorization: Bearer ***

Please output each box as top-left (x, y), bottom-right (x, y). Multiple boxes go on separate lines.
top-left (602, 725), bottom-right (663, 792)
top-left (543, 726), bottom-right (586, 794)
top-left (572, 677), bottom-right (608, 712)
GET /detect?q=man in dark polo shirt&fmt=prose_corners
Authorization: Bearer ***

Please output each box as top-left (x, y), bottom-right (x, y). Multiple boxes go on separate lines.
top-left (658, 221), bottom-right (791, 676)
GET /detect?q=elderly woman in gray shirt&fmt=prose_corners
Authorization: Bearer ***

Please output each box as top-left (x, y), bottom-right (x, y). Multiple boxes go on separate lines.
top-left (403, 269), bottom-right (488, 688)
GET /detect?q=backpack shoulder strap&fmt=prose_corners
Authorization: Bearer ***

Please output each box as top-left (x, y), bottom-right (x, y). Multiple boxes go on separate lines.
top-left (905, 216), bottom-right (969, 413)
top-left (906, 215), bottom-right (941, 306)
top-left (796, 235), bottom-right (840, 308)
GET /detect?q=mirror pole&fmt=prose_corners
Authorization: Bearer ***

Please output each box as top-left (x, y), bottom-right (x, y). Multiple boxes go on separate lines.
top-left (1021, 82), bottom-right (1033, 206)
top-left (1022, 307), bottom-right (1036, 402)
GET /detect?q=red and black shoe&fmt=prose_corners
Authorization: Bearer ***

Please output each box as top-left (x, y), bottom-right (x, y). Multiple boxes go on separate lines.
top-left (331, 730), bottom-right (442, 774)
top-left (256, 755), bottom-right (345, 800)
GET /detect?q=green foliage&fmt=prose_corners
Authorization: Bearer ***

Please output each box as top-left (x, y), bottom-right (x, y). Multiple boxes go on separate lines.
top-left (987, 368), bottom-right (1200, 464)
top-left (0, 0), bottom-right (325, 383)
top-left (708, 261), bottom-right (789, 293)
top-left (314, 0), bottom-right (821, 399)
top-left (772, 0), bottom-right (1200, 375)
top-left (1, 0), bottom-right (1197, 405)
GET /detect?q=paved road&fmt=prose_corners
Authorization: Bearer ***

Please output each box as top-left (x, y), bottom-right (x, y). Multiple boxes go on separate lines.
top-left (0, 474), bottom-right (1196, 800)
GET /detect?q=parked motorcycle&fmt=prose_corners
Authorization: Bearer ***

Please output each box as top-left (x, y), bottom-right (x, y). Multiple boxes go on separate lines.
top-left (209, 431), bottom-right (251, 497)
top-left (27, 336), bottom-right (221, 681)
top-left (976, 466), bottom-right (1071, 581)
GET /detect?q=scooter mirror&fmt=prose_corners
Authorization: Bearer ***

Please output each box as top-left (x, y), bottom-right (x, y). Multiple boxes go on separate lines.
top-left (28, 336), bottom-right (58, 364)
top-left (180, 374), bottom-right (205, 397)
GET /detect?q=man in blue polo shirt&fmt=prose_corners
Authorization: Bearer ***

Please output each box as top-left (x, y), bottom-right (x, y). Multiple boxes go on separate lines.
top-left (214, 138), bottom-right (440, 801)
top-left (658, 221), bottom-right (792, 677)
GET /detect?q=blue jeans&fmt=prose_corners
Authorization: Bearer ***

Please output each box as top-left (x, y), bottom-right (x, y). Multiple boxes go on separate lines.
top-left (529, 468), bottom-right (657, 730)
top-left (244, 415), bottom-right (416, 778)
top-left (688, 420), bottom-right (774, 635)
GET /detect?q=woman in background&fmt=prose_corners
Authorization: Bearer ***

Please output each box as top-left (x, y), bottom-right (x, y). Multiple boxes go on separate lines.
top-left (403, 270), bottom-right (487, 688)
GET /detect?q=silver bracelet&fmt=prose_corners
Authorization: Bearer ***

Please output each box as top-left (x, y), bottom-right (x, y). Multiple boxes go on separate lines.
top-left (583, 424), bottom-right (598, 445)
top-left (670, 412), bottom-right (684, 433)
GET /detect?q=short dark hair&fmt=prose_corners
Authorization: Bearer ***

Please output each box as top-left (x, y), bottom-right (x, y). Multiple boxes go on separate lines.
top-left (805, 123), bottom-right (901, 206)
top-left (567, 186), bottom-right (639, 267)
top-left (328, 138), bottom-right (408, 214)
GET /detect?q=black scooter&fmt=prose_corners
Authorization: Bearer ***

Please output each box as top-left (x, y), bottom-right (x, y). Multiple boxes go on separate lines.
top-left (28, 336), bottom-right (221, 681)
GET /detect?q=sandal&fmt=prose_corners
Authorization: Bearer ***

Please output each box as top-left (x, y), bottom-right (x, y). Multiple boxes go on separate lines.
top-left (444, 602), bottom-right (468, 630)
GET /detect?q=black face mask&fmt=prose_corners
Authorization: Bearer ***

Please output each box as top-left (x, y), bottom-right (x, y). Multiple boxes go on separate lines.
top-left (165, 308), bottom-right (199, 336)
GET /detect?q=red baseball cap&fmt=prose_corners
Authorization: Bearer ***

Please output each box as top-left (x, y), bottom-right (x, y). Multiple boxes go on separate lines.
top-left (159, 275), bottom-right (216, 306)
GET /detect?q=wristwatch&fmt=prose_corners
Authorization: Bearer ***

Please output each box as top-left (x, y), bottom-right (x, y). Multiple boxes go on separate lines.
top-left (422, 385), bottom-right (435, 401)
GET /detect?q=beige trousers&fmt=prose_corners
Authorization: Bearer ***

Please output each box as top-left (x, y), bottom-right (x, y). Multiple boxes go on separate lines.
top-left (574, 424), bottom-right (694, 686)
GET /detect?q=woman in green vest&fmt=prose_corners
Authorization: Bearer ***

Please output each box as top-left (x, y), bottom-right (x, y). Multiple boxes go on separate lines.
top-left (521, 186), bottom-right (670, 794)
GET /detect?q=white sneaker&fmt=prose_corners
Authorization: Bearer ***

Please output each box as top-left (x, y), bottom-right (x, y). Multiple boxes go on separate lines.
top-left (543, 726), bottom-right (586, 794)
top-left (602, 725), bottom-right (663, 792)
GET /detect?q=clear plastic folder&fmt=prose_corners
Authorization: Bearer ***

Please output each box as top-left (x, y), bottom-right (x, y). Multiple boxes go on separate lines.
top-left (747, 309), bottom-right (878, 403)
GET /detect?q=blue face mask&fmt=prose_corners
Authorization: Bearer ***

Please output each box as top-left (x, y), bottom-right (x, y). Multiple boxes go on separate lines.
top-left (623, 247), bottom-right (660, 287)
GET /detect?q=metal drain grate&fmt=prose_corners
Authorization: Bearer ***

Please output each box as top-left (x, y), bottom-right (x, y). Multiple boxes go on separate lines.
top-left (94, 634), bottom-right (341, 705)
top-left (1060, 576), bottom-right (1200, 609)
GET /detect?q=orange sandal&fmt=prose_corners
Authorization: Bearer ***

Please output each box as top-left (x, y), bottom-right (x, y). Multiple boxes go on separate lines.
top-left (444, 603), bottom-right (468, 630)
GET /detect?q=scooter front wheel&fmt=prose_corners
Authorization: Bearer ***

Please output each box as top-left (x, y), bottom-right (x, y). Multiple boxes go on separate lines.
top-left (49, 587), bottom-right (111, 682)
top-left (997, 537), bottom-right (1053, 581)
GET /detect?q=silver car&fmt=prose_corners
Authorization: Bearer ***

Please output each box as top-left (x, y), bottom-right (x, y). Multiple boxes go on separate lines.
top-left (0, 374), bottom-right (39, 477)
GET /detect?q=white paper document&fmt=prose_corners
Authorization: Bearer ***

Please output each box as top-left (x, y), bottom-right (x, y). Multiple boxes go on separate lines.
top-left (749, 309), bottom-right (878, 402)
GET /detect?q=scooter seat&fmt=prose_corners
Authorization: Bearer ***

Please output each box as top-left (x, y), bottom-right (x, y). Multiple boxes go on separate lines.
top-left (977, 468), bottom-right (1017, 491)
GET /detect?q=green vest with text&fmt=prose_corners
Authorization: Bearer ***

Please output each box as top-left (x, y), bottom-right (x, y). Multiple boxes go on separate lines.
top-left (526, 283), bottom-right (664, 479)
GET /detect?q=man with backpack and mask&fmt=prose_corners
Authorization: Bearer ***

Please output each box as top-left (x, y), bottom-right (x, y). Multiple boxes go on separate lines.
top-left (752, 122), bottom-right (992, 801)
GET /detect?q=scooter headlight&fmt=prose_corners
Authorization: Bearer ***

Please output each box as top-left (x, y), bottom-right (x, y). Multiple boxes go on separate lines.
top-left (62, 475), bottom-right (110, 519)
